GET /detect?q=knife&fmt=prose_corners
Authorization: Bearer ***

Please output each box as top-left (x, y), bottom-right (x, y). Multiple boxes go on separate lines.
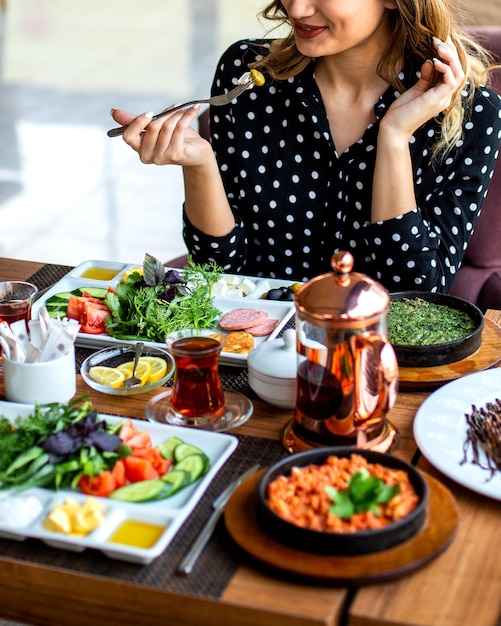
top-left (177, 463), bottom-right (261, 575)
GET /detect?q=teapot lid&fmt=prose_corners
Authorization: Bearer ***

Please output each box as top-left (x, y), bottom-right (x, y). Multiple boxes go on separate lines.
top-left (295, 251), bottom-right (389, 322)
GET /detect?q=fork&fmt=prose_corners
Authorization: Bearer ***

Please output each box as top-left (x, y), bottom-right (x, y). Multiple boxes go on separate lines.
top-left (107, 79), bottom-right (255, 138)
top-left (122, 342), bottom-right (145, 387)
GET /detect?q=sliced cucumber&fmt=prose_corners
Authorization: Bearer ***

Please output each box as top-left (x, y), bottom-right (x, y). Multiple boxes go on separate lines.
top-left (48, 291), bottom-right (73, 302)
top-left (158, 436), bottom-right (184, 461)
top-left (174, 442), bottom-right (206, 463)
top-left (175, 454), bottom-right (209, 483)
top-left (45, 304), bottom-right (68, 316)
top-left (158, 469), bottom-right (191, 497)
top-left (77, 287), bottom-right (108, 299)
top-left (109, 479), bottom-right (167, 503)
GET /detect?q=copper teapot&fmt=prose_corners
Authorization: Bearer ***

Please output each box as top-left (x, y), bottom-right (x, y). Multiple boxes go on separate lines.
top-left (282, 251), bottom-right (399, 453)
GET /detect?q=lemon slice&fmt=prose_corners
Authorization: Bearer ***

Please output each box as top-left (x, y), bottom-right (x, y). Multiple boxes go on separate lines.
top-left (88, 366), bottom-right (125, 388)
top-left (117, 360), bottom-right (151, 386)
top-left (138, 356), bottom-right (168, 382)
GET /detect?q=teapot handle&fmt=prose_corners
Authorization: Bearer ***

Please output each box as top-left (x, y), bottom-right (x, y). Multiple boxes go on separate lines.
top-left (349, 332), bottom-right (399, 432)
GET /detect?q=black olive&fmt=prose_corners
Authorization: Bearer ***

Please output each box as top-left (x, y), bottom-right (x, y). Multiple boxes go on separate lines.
top-left (279, 289), bottom-right (295, 301)
top-left (266, 288), bottom-right (284, 300)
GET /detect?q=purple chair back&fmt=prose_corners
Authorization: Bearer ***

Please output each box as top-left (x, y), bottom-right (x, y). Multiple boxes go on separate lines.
top-left (449, 26), bottom-right (501, 310)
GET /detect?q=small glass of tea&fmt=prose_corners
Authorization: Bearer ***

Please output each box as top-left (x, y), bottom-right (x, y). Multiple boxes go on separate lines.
top-left (0, 281), bottom-right (38, 367)
top-left (168, 329), bottom-right (226, 420)
top-left (0, 281), bottom-right (38, 326)
top-left (145, 328), bottom-right (254, 432)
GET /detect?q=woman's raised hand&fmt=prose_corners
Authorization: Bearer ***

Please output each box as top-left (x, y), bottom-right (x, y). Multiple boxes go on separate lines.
top-left (381, 36), bottom-right (465, 140)
top-left (109, 105), bottom-right (213, 167)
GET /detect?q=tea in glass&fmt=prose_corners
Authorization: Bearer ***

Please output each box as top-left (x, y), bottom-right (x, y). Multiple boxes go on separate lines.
top-left (169, 335), bottom-right (225, 418)
top-left (0, 281), bottom-right (38, 364)
top-left (145, 328), bottom-right (254, 432)
top-left (0, 281), bottom-right (38, 325)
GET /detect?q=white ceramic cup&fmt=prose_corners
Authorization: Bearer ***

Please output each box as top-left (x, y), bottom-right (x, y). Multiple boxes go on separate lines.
top-left (2, 349), bottom-right (76, 404)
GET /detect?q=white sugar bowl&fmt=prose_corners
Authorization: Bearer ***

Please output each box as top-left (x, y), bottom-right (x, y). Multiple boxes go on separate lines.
top-left (247, 329), bottom-right (297, 409)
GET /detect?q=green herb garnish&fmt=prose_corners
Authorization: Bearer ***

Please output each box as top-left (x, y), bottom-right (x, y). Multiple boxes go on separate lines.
top-left (325, 468), bottom-right (400, 519)
top-left (104, 254), bottom-right (223, 342)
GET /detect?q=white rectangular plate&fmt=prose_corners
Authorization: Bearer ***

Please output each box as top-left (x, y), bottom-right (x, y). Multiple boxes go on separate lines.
top-left (32, 260), bottom-right (297, 366)
top-left (0, 401), bottom-right (238, 564)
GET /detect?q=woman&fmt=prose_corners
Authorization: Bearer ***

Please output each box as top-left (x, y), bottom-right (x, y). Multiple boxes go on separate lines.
top-left (111, 0), bottom-right (501, 292)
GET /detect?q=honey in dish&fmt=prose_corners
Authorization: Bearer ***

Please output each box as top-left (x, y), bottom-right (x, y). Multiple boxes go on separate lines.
top-left (108, 519), bottom-right (166, 549)
top-left (80, 267), bottom-right (119, 281)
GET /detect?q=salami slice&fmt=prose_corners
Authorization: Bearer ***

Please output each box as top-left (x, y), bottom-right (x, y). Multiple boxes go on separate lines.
top-left (245, 318), bottom-right (280, 337)
top-left (219, 308), bottom-right (269, 330)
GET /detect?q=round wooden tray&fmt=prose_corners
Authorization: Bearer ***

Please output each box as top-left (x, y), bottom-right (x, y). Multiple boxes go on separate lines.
top-left (225, 471), bottom-right (458, 585)
top-left (397, 317), bottom-right (501, 390)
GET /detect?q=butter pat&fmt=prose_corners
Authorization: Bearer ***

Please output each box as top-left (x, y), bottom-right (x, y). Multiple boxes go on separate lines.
top-left (44, 497), bottom-right (106, 536)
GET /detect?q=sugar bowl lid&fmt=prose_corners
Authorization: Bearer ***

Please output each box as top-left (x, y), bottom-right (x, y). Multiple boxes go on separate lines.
top-left (247, 329), bottom-right (297, 379)
top-left (295, 251), bottom-right (390, 322)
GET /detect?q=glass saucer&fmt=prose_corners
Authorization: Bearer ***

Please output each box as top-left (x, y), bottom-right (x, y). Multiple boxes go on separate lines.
top-left (145, 389), bottom-right (254, 432)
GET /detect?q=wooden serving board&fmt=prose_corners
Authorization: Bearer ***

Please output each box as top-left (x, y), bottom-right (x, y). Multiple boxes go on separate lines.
top-left (397, 317), bottom-right (501, 390)
top-left (224, 471), bottom-right (458, 585)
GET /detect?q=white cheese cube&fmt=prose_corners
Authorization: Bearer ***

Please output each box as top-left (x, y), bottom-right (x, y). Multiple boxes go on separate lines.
top-left (238, 278), bottom-right (256, 295)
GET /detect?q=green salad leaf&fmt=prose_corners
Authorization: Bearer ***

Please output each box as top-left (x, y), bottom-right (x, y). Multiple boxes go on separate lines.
top-left (326, 467), bottom-right (400, 519)
top-left (104, 255), bottom-right (223, 342)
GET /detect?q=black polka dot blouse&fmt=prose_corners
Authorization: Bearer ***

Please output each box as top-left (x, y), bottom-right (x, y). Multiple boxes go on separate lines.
top-left (182, 39), bottom-right (501, 292)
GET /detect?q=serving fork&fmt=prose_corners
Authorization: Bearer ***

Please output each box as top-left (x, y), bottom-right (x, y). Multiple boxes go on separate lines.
top-left (107, 73), bottom-right (258, 138)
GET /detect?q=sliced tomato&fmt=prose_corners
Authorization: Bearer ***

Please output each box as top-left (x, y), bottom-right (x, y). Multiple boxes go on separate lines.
top-left (125, 431), bottom-right (153, 450)
top-left (123, 456), bottom-right (158, 483)
top-left (78, 471), bottom-right (116, 497)
top-left (119, 420), bottom-right (153, 450)
top-left (80, 302), bottom-right (110, 334)
top-left (111, 459), bottom-right (126, 489)
top-left (133, 447), bottom-right (171, 476)
top-left (66, 295), bottom-right (86, 321)
top-left (119, 418), bottom-right (138, 442)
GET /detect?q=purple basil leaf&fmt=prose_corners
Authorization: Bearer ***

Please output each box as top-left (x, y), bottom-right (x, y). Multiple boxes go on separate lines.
top-left (163, 269), bottom-right (186, 286)
top-left (41, 432), bottom-right (81, 456)
top-left (89, 431), bottom-right (123, 452)
top-left (143, 253), bottom-right (166, 286)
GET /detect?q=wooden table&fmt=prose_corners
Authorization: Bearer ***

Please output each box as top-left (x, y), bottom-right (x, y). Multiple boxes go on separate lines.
top-left (0, 257), bottom-right (500, 626)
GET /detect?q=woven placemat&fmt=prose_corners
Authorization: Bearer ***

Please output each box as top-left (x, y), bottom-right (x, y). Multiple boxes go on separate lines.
top-left (0, 434), bottom-right (288, 599)
top-left (28, 264), bottom-right (72, 291)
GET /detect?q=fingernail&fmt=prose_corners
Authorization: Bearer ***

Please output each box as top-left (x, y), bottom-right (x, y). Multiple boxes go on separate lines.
top-left (144, 111), bottom-right (154, 119)
top-left (109, 108), bottom-right (115, 116)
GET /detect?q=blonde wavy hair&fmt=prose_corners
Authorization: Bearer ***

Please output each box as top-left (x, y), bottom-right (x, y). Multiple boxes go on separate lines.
top-left (250, 0), bottom-right (497, 158)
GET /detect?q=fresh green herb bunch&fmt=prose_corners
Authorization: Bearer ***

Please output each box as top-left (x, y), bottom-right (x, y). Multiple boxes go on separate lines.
top-left (326, 468), bottom-right (400, 519)
top-left (104, 254), bottom-right (223, 342)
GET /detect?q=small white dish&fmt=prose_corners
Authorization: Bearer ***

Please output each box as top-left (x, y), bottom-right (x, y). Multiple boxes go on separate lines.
top-left (247, 329), bottom-right (297, 409)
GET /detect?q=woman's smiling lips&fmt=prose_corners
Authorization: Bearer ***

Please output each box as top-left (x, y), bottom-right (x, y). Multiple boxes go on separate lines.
top-left (293, 21), bottom-right (328, 39)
